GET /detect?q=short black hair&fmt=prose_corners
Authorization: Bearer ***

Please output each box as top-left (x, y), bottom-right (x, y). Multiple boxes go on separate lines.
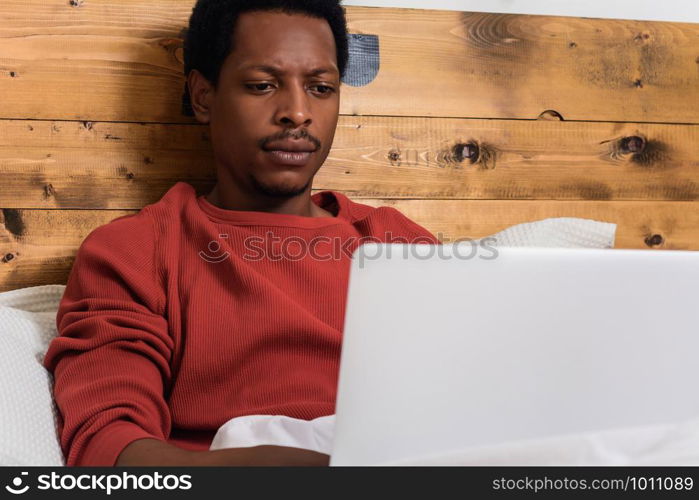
top-left (182, 0), bottom-right (349, 117)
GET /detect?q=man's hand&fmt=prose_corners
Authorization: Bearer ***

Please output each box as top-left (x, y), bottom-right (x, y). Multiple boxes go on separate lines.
top-left (201, 445), bottom-right (330, 466)
top-left (116, 438), bottom-right (330, 466)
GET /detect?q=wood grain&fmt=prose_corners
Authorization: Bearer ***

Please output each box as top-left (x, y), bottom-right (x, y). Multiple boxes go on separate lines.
top-left (1, 3), bottom-right (698, 292)
top-left (1, 117), bottom-right (698, 208)
top-left (2, 200), bottom-right (696, 291)
top-left (1, 2), bottom-right (697, 122)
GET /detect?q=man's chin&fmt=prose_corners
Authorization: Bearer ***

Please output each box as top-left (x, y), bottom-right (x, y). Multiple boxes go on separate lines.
top-left (249, 175), bottom-right (312, 198)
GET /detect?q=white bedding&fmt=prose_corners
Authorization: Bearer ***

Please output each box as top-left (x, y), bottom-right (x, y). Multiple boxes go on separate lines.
top-left (0, 285), bottom-right (66, 466)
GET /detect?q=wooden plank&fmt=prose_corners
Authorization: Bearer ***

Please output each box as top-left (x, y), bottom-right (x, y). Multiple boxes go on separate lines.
top-left (0, 208), bottom-right (129, 292)
top-left (2, 201), bottom-right (697, 291)
top-left (358, 199), bottom-right (699, 251)
top-left (1, 2), bottom-right (697, 123)
top-left (2, 117), bottom-right (699, 207)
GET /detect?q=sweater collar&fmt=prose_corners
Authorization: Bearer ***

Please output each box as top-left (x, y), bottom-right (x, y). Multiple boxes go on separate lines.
top-left (191, 183), bottom-right (352, 228)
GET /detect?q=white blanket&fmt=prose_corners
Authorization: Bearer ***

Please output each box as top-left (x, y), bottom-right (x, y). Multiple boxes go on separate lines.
top-left (210, 414), bottom-right (335, 455)
top-left (0, 285), bottom-right (67, 465)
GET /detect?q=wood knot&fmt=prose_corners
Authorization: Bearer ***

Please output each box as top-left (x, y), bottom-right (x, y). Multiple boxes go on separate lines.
top-left (568, 41), bottom-right (577, 48)
top-left (9, 71), bottom-right (17, 77)
top-left (537, 110), bottom-right (564, 121)
top-left (387, 149), bottom-right (401, 163)
top-left (44, 183), bottom-right (55, 198)
top-left (1, 209), bottom-right (25, 237)
top-left (126, 172), bottom-right (135, 180)
top-left (633, 79), bottom-right (643, 88)
top-left (620, 135), bottom-right (646, 154)
top-left (453, 142), bottom-right (479, 164)
top-left (1, 253), bottom-right (15, 263)
top-left (69, 0), bottom-right (84, 6)
top-left (644, 234), bottom-right (664, 247)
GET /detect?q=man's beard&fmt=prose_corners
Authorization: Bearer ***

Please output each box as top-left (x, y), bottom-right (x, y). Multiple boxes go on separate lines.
top-left (249, 174), bottom-right (312, 198)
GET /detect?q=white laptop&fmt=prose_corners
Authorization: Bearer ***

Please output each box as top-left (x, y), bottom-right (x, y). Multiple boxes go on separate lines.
top-left (330, 244), bottom-right (699, 465)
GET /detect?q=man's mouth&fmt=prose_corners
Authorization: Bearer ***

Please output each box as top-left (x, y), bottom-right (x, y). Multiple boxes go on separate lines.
top-left (264, 150), bottom-right (313, 167)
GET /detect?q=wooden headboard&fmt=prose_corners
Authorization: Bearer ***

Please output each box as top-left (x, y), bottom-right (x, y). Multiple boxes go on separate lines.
top-left (1, 1), bottom-right (698, 292)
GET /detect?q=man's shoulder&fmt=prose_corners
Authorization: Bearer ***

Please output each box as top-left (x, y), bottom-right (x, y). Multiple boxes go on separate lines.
top-left (81, 182), bottom-right (193, 248)
top-left (335, 193), bottom-right (439, 243)
top-left (332, 191), bottom-right (401, 221)
top-left (79, 210), bottom-right (156, 259)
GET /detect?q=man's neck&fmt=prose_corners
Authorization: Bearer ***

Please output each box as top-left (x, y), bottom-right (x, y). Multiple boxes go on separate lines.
top-left (205, 181), bottom-right (334, 218)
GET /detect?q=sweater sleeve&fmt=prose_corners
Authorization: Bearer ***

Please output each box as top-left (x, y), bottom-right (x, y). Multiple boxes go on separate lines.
top-left (42, 209), bottom-right (173, 466)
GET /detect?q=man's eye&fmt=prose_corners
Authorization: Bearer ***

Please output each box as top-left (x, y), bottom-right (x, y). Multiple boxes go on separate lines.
top-left (245, 83), bottom-right (335, 94)
top-left (246, 83), bottom-right (273, 92)
top-left (313, 85), bottom-right (335, 95)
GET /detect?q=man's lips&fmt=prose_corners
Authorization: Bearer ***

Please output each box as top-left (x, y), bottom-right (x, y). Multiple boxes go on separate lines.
top-left (264, 149), bottom-right (313, 167)
top-left (264, 139), bottom-right (316, 152)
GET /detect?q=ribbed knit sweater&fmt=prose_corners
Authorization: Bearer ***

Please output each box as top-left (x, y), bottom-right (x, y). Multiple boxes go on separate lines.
top-left (42, 181), bottom-right (440, 466)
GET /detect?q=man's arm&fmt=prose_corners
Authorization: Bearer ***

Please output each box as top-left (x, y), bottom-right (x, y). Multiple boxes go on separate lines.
top-left (43, 211), bottom-right (175, 466)
top-left (116, 438), bottom-right (330, 466)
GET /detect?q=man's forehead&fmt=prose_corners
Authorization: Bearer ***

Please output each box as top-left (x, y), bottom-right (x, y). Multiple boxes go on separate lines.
top-left (233, 10), bottom-right (335, 44)
top-left (236, 62), bottom-right (338, 76)
top-left (228, 11), bottom-right (338, 77)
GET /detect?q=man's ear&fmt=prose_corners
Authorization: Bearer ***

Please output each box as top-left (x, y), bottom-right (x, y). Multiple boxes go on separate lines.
top-left (187, 69), bottom-right (213, 125)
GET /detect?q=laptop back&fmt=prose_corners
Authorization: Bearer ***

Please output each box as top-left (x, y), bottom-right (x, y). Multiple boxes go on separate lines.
top-left (331, 245), bottom-right (699, 465)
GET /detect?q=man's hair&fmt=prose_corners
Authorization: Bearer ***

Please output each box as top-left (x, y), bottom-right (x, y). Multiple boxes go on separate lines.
top-left (182, 0), bottom-right (349, 116)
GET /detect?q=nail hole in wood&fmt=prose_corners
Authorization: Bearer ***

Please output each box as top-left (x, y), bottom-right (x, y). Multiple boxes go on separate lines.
top-left (453, 142), bottom-right (479, 164)
top-left (644, 234), bottom-right (664, 247)
top-left (388, 149), bottom-right (401, 163)
top-left (620, 136), bottom-right (646, 154)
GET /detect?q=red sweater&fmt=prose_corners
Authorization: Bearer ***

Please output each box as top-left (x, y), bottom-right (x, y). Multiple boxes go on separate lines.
top-left (43, 182), bottom-right (440, 466)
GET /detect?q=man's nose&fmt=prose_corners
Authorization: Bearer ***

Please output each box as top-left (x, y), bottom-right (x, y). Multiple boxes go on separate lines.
top-left (275, 83), bottom-right (312, 127)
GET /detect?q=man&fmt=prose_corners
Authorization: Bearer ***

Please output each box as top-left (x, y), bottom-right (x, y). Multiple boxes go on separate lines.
top-left (43, 0), bottom-right (439, 467)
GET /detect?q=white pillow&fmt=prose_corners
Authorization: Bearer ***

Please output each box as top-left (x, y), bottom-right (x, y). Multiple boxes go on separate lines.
top-left (474, 217), bottom-right (616, 248)
top-left (0, 284), bottom-right (66, 466)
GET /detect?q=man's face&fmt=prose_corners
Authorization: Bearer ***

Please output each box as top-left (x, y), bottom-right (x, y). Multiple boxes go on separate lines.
top-left (190, 10), bottom-right (341, 198)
